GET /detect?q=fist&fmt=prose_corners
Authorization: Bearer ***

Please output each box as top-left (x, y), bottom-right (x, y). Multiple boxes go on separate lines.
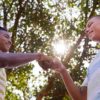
top-left (38, 57), bottom-right (53, 70)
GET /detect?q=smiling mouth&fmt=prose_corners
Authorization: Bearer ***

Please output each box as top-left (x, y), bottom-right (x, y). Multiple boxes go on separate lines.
top-left (6, 43), bottom-right (11, 48)
top-left (89, 32), bottom-right (95, 39)
top-left (87, 31), bottom-right (94, 36)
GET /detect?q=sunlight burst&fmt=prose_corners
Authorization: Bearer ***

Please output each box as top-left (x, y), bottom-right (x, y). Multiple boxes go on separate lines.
top-left (52, 39), bottom-right (68, 56)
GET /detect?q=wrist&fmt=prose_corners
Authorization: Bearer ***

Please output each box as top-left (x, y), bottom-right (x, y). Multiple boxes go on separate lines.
top-left (59, 68), bottom-right (69, 78)
top-left (36, 53), bottom-right (42, 60)
top-left (58, 65), bottom-right (67, 74)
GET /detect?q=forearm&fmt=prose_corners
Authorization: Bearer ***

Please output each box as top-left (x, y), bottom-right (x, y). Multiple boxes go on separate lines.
top-left (0, 52), bottom-right (40, 68)
top-left (59, 67), bottom-right (82, 100)
top-left (40, 57), bottom-right (86, 100)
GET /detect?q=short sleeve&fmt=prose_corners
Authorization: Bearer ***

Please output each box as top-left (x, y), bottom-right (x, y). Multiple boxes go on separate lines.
top-left (82, 76), bottom-right (88, 86)
top-left (81, 66), bottom-right (90, 87)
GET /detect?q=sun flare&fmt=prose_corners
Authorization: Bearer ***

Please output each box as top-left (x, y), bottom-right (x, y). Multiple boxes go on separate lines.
top-left (52, 39), bottom-right (67, 56)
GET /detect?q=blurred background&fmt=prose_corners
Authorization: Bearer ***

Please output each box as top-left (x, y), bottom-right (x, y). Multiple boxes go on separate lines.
top-left (0, 0), bottom-right (100, 100)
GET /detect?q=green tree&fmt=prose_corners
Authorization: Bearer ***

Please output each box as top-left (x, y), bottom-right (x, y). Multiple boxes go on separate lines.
top-left (0, 0), bottom-right (100, 99)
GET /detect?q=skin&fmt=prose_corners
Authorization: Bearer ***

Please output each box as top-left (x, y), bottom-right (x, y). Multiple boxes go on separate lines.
top-left (0, 30), bottom-right (49, 68)
top-left (0, 30), bottom-right (12, 52)
top-left (85, 17), bottom-right (100, 41)
top-left (39, 16), bottom-right (100, 100)
top-left (50, 58), bottom-right (87, 100)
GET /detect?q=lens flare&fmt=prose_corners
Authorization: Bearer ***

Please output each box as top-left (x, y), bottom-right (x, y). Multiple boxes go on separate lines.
top-left (52, 39), bottom-right (68, 56)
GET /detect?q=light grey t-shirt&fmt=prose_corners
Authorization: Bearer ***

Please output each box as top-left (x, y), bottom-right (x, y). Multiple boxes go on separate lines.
top-left (82, 51), bottom-right (100, 100)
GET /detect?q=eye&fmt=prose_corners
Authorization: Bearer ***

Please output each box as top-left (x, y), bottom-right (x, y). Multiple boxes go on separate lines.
top-left (4, 34), bottom-right (10, 39)
top-left (87, 22), bottom-right (93, 27)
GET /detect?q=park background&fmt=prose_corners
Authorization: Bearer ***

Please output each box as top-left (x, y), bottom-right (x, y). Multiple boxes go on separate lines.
top-left (0, 0), bottom-right (100, 100)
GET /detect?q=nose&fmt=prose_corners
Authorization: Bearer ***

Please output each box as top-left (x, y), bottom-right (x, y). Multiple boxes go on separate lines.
top-left (85, 28), bottom-right (89, 34)
top-left (8, 38), bottom-right (12, 46)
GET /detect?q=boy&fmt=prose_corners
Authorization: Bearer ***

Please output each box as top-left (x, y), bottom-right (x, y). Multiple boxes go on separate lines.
top-left (40, 15), bottom-right (100, 100)
top-left (0, 26), bottom-right (48, 100)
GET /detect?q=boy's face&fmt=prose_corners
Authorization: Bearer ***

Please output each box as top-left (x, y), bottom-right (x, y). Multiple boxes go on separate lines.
top-left (0, 30), bottom-right (12, 52)
top-left (85, 17), bottom-right (100, 41)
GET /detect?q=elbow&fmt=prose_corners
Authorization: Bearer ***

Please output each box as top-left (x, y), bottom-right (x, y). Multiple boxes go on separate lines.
top-left (71, 96), bottom-right (81, 100)
top-left (0, 57), bottom-right (9, 68)
top-left (70, 92), bottom-right (82, 100)
top-left (0, 62), bottom-right (8, 68)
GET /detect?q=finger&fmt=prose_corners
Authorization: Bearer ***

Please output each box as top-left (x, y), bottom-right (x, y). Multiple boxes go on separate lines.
top-left (38, 61), bottom-right (47, 70)
top-left (38, 59), bottom-right (53, 70)
top-left (38, 61), bottom-right (50, 70)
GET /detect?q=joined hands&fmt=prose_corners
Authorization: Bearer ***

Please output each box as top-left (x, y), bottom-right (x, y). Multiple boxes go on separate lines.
top-left (37, 54), bottom-right (66, 73)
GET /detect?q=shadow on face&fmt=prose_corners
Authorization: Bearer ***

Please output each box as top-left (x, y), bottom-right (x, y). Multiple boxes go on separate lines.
top-left (0, 30), bottom-right (12, 52)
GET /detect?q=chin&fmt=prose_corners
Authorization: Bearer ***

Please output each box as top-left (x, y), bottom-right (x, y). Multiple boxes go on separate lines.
top-left (91, 38), bottom-right (100, 42)
top-left (89, 36), bottom-right (97, 41)
top-left (2, 50), bottom-right (8, 52)
top-left (2, 48), bottom-right (10, 52)
top-left (89, 37), bottom-right (94, 41)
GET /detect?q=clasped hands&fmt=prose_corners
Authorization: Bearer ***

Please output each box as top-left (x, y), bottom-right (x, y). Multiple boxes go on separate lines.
top-left (37, 53), bottom-right (66, 73)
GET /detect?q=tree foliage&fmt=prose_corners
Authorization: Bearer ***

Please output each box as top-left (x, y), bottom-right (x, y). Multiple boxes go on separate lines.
top-left (0, 0), bottom-right (100, 99)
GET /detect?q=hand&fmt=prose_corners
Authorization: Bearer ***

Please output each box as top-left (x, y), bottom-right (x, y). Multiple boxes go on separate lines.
top-left (36, 53), bottom-right (49, 61)
top-left (38, 55), bottom-right (66, 73)
top-left (50, 57), bottom-right (66, 73)
top-left (36, 53), bottom-right (53, 70)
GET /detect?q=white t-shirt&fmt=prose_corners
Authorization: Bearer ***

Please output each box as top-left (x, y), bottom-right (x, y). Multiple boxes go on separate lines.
top-left (0, 68), bottom-right (6, 100)
top-left (82, 51), bottom-right (100, 100)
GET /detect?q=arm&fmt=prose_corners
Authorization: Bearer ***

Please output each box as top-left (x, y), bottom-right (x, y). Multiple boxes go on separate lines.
top-left (60, 67), bottom-right (87, 100)
top-left (0, 52), bottom-right (47, 68)
top-left (44, 58), bottom-right (87, 100)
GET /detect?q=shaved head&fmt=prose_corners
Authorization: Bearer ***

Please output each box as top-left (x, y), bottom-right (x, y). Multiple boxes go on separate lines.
top-left (89, 15), bottom-right (100, 20)
top-left (0, 27), bottom-right (7, 32)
